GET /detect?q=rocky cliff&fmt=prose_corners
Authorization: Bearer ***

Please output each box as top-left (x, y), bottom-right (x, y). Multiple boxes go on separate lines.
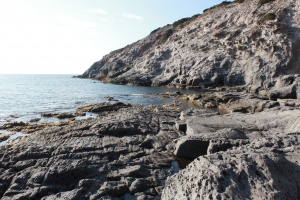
top-left (80, 0), bottom-right (300, 98)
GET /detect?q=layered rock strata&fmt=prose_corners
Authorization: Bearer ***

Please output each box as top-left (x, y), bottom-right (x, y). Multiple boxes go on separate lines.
top-left (79, 0), bottom-right (300, 99)
top-left (0, 105), bottom-right (183, 200)
top-left (182, 91), bottom-right (300, 113)
top-left (1, 98), bottom-right (300, 199)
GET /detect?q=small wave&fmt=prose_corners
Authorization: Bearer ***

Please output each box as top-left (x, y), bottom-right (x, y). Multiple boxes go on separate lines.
top-left (0, 132), bottom-right (27, 146)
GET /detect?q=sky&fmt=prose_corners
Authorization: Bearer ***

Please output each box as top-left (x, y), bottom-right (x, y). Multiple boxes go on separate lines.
top-left (0, 0), bottom-right (229, 74)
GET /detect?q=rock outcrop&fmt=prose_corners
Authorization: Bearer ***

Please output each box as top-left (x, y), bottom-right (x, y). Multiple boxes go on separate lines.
top-left (182, 91), bottom-right (300, 113)
top-left (1, 98), bottom-right (300, 199)
top-left (79, 0), bottom-right (300, 99)
top-left (0, 105), bottom-right (183, 200)
top-left (163, 106), bottom-right (300, 199)
top-left (77, 102), bottom-right (131, 113)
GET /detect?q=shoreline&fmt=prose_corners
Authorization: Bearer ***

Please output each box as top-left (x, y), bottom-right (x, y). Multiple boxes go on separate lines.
top-left (1, 91), bottom-right (300, 199)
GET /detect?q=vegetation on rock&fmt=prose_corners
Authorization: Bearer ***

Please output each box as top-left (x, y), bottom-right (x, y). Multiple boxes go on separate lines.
top-left (96, 74), bottom-right (111, 83)
top-left (173, 17), bottom-right (190, 27)
top-left (258, 0), bottom-right (275, 6)
top-left (158, 29), bottom-right (173, 44)
top-left (203, 1), bottom-right (233, 13)
top-left (263, 13), bottom-right (276, 22)
top-left (81, 0), bottom-right (300, 93)
top-left (173, 14), bottom-right (201, 28)
top-left (150, 27), bottom-right (161, 35)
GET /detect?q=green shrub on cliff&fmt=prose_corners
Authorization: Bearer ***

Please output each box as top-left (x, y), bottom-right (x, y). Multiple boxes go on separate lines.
top-left (172, 14), bottom-right (201, 29)
top-left (258, 0), bottom-right (274, 6)
top-left (96, 74), bottom-right (111, 83)
top-left (190, 14), bottom-right (201, 21)
top-left (158, 29), bottom-right (173, 44)
top-left (263, 13), bottom-right (276, 21)
top-left (173, 18), bottom-right (190, 27)
top-left (150, 27), bottom-right (161, 35)
top-left (234, 0), bottom-right (244, 3)
top-left (203, 1), bottom-right (233, 13)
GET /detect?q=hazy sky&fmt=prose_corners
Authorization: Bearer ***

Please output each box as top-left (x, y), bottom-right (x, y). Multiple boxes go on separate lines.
top-left (0, 0), bottom-right (228, 74)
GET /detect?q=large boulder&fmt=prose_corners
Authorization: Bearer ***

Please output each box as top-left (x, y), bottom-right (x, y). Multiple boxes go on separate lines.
top-left (174, 138), bottom-right (210, 159)
top-left (162, 151), bottom-right (300, 199)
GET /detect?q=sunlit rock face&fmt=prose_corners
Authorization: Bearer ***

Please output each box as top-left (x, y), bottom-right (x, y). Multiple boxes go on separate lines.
top-left (81, 0), bottom-right (300, 95)
top-left (162, 106), bottom-right (300, 200)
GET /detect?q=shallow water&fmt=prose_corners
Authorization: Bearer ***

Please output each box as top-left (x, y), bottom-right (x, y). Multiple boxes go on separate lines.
top-left (0, 74), bottom-right (201, 126)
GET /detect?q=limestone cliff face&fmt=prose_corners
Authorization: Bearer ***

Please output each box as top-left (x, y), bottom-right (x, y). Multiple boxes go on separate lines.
top-left (81, 0), bottom-right (300, 93)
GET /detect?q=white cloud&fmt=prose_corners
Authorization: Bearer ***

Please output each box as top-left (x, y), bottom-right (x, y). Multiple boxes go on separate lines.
top-left (94, 8), bottom-right (108, 15)
top-left (122, 13), bottom-right (144, 20)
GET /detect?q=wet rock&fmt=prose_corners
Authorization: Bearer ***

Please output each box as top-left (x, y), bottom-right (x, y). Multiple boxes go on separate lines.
top-left (41, 112), bottom-right (86, 119)
top-left (159, 91), bottom-right (182, 99)
top-left (204, 101), bottom-right (217, 108)
top-left (78, 102), bottom-right (131, 112)
top-left (29, 118), bottom-right (41, 123)
top-left (187, 94), bottom-right (202, 101)
top-left (0, 134), bottom-right (10, 142)
top-left (0, 121), bottom-right (27, 129)
top-left (0, 120), bottom-right (74, 134)
top-left (189, 92), bottom-right (282, 113)
top-left (104, 96), bottom-right (118, 101)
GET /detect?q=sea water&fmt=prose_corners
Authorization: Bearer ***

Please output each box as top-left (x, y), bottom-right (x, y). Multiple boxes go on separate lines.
top-left (0, 74), bottom-right (198, 126)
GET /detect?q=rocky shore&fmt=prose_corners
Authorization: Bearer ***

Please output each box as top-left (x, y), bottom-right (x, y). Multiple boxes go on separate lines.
top-left (1, 93), bottom-right (300, 199)
top-left (2, 0), bottom-right (300, 199)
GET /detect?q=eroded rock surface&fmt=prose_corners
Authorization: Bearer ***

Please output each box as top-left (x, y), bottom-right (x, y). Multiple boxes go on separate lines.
top-left (182, 91), bottom-right (300, 113)
top-left (2, 98), bottom-right (300, 199)
top-left (0, 105), bottom-right (182, 200)
top-left (163, 105), bottom-right (300, 199)
top-left (41, 112), bottom-right (86, 119)
top-left (79, 0), bottom-right (300, 98)
top-left (77, 102), bottom-right (131, 113)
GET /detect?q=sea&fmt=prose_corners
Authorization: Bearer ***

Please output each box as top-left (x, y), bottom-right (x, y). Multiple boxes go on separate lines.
top-left (0, 74), bottom-right (199, 127)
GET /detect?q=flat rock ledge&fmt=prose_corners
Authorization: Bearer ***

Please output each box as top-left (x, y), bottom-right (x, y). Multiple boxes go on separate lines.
top-left (1, 99), bottom-right (300, 199)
